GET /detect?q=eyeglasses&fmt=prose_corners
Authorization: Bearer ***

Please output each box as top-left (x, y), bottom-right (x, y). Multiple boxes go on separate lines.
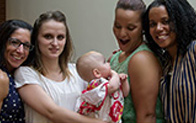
top-left (8, 37), bottom-right (34, 51)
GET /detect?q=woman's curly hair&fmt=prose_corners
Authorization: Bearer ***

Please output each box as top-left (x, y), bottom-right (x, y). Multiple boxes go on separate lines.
top-left (143, 0), bottom-right (196, 66)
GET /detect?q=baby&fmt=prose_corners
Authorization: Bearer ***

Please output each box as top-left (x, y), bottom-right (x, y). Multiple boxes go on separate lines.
top-left (75, 51), bottom-right (129, 123)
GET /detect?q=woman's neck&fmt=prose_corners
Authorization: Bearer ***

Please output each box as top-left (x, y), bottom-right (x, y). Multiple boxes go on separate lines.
top-left (42, 59), bottom-right (64, 82)
top-left (167, 45), bottom-right (178, 64)
top-left (124, 41), bottom-right (144, 57)
top-left (42, 58), bottom-right (61, 75)
top-left (4, 64), bottom-right (14, 75)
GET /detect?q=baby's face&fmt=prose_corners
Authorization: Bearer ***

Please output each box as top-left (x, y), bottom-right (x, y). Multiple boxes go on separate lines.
top-left (96, 54), bottom-right (111, 79)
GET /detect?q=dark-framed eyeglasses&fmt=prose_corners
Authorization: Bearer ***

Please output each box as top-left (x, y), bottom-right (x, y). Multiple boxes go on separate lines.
top-left (8, 37), bottom-right (34, 51)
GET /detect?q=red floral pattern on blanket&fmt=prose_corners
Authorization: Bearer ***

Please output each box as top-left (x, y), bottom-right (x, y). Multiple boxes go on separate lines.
top-left (77, 79), bottom-right (107, 115)
top-left (111, 90), bottom-right (120, 100)
top-left (78, 101), bottom-right (96, 115)
top-left (109, 101), bottom-right (123, 122)
top-left (76, 78), bottom-right (124, 123)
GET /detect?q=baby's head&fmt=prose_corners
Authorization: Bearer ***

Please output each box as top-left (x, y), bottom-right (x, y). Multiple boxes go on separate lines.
top-left (76, 51), bottom-right (111, 82)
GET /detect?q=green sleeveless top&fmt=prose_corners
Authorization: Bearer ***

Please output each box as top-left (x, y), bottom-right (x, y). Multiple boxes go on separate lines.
top-left (110, 44), bottom-right (165, 123)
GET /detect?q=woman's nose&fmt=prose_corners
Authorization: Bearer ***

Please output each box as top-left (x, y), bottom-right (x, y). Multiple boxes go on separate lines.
top-left (119, 28), bottom-right (127, 38)
top-left (156, 23), bottom-right (164, 31)
top-left (16, 44), bottom-right (25, 53)
top-left (51, 38), bottom-right (58, 45)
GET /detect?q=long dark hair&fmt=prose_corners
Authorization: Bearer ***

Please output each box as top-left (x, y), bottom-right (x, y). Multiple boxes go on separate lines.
top-left (0, 19), bottom-right (33, 67)
top-left (143, 0), bottom-right (196, 67)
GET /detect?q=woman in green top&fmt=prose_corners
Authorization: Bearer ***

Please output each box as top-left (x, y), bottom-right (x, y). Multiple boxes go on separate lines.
top-left (109, 0), bottom-right (165, 122)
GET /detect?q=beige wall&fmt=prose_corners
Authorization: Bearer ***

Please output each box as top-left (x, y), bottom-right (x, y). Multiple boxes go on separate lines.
top-left (6, 0), bottom-right (196, 62)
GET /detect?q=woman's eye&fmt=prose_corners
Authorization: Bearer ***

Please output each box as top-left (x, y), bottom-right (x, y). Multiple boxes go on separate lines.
top-left (127, 27), bottom-right (135, 31)
top-left (114, 24), bottom-right (121, 29)
top-left (23, 44), bottom-right (31, 49)
top-left (149, 22), bottom-right (156, 28)
top-left (57, 35), bottom-right (65, 40)
top-left (162, 19), bottom-right (170, 25)
top-left (44, 34), bottom-right (52, 39)
top-left (11, 40), bottom-right (20, 45)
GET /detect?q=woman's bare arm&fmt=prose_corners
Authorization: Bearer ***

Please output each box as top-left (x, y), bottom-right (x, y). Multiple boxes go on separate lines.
top-left (128, 51), bottom-right (162, 123)
top-left (18, 84), bottom-right (106, 123)
top-left (0, 70), bottom-right (9, 110)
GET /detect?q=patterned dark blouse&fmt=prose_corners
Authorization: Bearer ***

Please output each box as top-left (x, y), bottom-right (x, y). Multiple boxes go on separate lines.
top-left (0, 67), bottom-right (25, 123)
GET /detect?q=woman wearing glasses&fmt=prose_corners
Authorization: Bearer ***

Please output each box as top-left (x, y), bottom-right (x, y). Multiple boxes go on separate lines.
top-left (0, 19), bottom-right (33, 122)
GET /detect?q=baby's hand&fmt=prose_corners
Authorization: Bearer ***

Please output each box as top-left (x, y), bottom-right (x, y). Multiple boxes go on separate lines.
top-left (119, 73), bottom-right (129, 97)
top-left (107, 70), bottom-right (120, 94)
top-left (119, 73), bottom-right (128, 84)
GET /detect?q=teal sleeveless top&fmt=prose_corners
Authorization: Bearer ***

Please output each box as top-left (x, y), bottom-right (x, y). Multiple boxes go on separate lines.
top-left (110, 44), bottom-right (165, 123)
